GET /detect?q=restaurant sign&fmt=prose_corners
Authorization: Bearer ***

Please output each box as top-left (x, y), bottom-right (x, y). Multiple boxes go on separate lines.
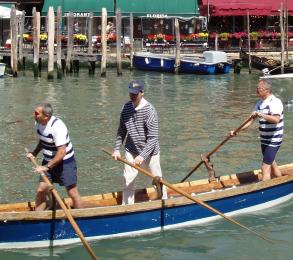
top-left (64, 12), bottom-right (91, 17)
top-left (146, 14), bottom-right (168, 18)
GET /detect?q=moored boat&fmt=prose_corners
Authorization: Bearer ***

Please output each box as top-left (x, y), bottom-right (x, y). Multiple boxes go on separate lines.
top-left (0, 63), bottom-right (5, 78)
top-left (1, 163), bottom-right (293, 249)
top-left (180, 51), bottom-right (231, 74)
top-left (133, 52), bottom-right (175, 72)
top-left (241, 52), bottom-right (293, 74)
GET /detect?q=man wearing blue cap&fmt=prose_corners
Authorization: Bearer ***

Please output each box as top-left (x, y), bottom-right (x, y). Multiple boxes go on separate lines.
top-left (112, 80), bottom-right (167, 204)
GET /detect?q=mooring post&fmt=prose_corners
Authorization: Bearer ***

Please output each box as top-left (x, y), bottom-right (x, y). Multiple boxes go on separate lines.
top-left (56, 6), bottom-right (63, 79)
top-left (47, 6), bottom-right (55, 79)
top-left (101, 8), bottom-right (107, 77)
top-left (66, 12), bottom-right (74, 74)
top-left (32, 7), bottom-right (40, 77)
top-left (18, 11), bottom-right (25, 71)
top-left (174, 18), bottom-right (180, 74)
top-left (10, 7), bottom-right (18, 77)
top-left (87, 12), bottom-right (95, 75)
top-left (116, 8), bottom-right (122, 75)
top-left (129, 13), bottom-right (134, 70)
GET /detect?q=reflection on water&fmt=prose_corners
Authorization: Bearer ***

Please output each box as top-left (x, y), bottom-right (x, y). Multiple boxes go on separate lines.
top-left (0, 68), bottom-right (293, 259)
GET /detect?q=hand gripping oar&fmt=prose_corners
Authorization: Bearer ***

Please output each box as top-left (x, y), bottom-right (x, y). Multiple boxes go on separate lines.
top-left (103, 147), bottom-right (272, 243)
top-left (180, 115), bottom-right (254, 183)
top-left (25, 148), bottom-right (98, 260)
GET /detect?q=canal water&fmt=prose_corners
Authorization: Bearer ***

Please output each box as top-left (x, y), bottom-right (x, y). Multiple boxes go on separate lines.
top-left (0, 68), bottom-right (293, 259)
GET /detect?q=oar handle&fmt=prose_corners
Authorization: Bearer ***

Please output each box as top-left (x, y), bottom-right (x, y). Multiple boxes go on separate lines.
top-left (102, 148), bottom-right (272, 243)
top-left (25, 148), bottom-right (98, 260)
top-left (180, 115), bottom-right (254, 183)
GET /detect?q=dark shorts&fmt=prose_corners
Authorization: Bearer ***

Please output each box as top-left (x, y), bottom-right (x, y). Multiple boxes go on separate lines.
top-left (41, 157), bottom-right (77, 187)
top-left (261, 144), bottom-right (280, 165)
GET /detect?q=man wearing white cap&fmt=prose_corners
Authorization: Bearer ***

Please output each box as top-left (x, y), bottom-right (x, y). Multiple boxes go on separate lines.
top-left (112, 80), bottom-right (167, 204)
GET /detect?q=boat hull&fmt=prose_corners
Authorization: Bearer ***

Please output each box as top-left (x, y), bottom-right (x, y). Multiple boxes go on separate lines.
top-left (133, 55), bottom-right (175, 72)
top-left (0, 63), bottom-right (5, 78)
top-left (1, 176), bottom-right (292, 249)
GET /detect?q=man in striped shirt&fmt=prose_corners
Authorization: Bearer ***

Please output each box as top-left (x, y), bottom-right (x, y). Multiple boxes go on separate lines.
top-left (26, 103), bottom-right (83, 210)
top-left (112, 80), bottom-right (167, 204)
top-left (230, 79), bottom-right (284, 181)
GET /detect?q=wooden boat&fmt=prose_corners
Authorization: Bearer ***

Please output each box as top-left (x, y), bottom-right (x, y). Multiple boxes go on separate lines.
top-left (133, 52), bottom-right (175, 72)
top-left (241, 52), bottom-right (293, 74)
top-left (180, 51), bottom-right (231, 74)
top-left (133, 51), bottom-right (230, 74)
top-left (0, 63), bottom-right (5, 78)
top-left (1, 164), bottom-right (293, 249)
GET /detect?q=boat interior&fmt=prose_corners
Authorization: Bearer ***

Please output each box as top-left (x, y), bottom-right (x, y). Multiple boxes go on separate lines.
top-left (0, 165), bottom-right (292, 213)
top-left (0, 170), bottom-right (260, 213)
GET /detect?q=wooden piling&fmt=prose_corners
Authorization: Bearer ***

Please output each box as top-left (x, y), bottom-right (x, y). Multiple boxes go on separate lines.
top-left (129, 13), bottom-right (134, 70)
top-left (87, 12), bottom-right (95, 75)
top-left (116, 9), bottom-right (122, 75)
top-left (101, 8), bottom-right (107, 77)
top-left (10, 7), bottom-right (18, 77)
top-left (56, 6), bottom-right (63, 79)
top-left (73, 60), bottom-right (79, 73)
top-left (66, 12), bottom-right (74, 74)
top-left (280, 2), bottom-right (285, 74)
top-left (215, 33), bottom-right (218, 51)
top-left (18, 11), bottom-right (25, 71)
top-left (247, 11), bottom-right (251, 74)
top-left (174, 18), bottom-right (180, 74)
top-left (32, 7), bottom-right (40, 77)
top-left (47, 6), bottom-right (55, 79)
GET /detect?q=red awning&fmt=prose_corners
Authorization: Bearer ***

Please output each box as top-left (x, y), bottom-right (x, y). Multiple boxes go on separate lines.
top-left (200, 0), bottom-right (293, 16)
top-left (271, 1), bottom-right (293, 15)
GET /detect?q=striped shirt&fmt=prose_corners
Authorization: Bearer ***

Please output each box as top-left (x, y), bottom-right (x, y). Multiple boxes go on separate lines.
top-left (35, 115), bottom-right (74, 162)
top-left (114, 98), bottom-right (160, 159)
top-left (253, 94), bottom-right (284, 147)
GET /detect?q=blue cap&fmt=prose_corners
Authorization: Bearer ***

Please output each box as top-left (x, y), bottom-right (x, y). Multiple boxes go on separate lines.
top-left (128, 80), bottom-right (144, 94)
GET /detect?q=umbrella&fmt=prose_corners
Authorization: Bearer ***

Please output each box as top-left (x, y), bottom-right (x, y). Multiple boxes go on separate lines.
top-left (0, 6), bottom-right (22, 19)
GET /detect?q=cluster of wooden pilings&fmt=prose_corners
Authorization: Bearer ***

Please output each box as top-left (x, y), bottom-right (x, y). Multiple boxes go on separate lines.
top-left (7, 6), bottom-right (141, 79)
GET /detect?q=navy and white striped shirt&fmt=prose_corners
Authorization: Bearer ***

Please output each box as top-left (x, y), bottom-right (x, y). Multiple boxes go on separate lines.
top-left (114, 98), bottom-right (160, 159)
top-left (35, 115), bottom-right (74, 162)
top-left (253, 94), bottom-right (284, 147)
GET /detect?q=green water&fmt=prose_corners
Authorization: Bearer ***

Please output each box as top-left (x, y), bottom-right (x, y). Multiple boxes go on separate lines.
top-left (0, 68), bottom-right (293, 259)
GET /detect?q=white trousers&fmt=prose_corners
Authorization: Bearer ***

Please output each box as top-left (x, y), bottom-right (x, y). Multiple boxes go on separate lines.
top-left (122, 151), bottom-right (168, 205)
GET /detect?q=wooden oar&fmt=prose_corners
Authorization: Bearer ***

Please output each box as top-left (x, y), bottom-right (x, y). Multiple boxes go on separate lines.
top-left (102, 147), bottom-right (272, 243)
top-left (180, 115), bottom-right (254, 183)
top-left (25, 148), bottom-right (98, 260)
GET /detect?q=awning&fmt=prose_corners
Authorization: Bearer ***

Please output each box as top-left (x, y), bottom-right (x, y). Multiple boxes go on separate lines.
top-left (116, 0), bottom-right (199, 18)
top-left (271, 1), bottom-right (293, 15)
top-left (200, 0), bottom-right (271, 16)
top-left (0, 5), bottom-right (22, 19)
top-left (41, 0), bottom-right (114, 16)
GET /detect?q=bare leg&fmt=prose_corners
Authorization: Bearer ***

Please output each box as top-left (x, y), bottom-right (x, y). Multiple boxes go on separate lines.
top-left (67, 185), bottom-right (83, 209)
top-left (271, 161), bottom-right (282, 178)
top-left (35, 182), bottom-right (50, 211)
top-left (261, 162), bottom-right (272, 181)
